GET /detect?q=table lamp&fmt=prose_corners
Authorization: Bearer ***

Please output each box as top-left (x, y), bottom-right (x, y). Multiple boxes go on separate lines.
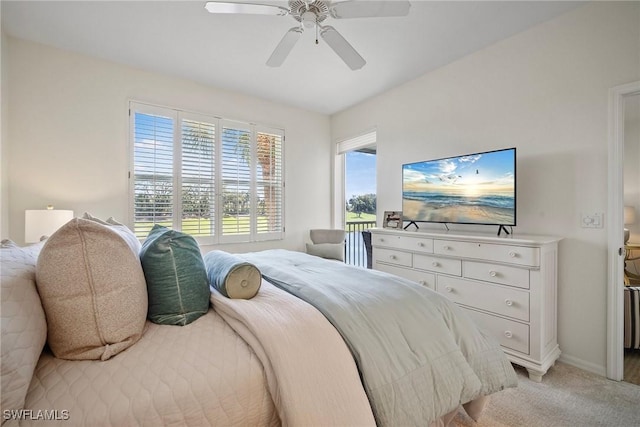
top-left (624, 206), bottom-right (636, 244)
top-left (25, 205), bottom-right (74, 243)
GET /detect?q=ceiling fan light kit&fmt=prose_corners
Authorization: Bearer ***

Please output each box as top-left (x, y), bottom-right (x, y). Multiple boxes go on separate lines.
top-left (301, 11), bottom-right (317, 28)
top-left (204, 0), bottom-right (411, 70)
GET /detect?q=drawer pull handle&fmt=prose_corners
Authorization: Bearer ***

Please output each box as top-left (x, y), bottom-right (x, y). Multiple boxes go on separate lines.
top-left (445, 286), bottom-right (453, 293)
top-left (418, 242), bottom-right (424, 247)
top-left (489, 270), bottom-right (498, 277)
top-left (442, 245), bottom-right (451, 251)
top-left (418, 280), bottom-right (426, 286)
top-left (505, 299), bottom-right (513, 307)
top-left (509, 251), bottom-right (517, 258)
top-left (504, 331), bottom-right (513, 339)
top-left (379, 238), bottom-right (385, 242)
top-left (432, 261), bottom-right (439, 267)
top-left (389, 255), bottom-right (396, 260)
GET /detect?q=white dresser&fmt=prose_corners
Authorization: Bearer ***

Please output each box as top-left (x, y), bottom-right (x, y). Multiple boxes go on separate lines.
top-left (370, 228), bottom-right (562, 382)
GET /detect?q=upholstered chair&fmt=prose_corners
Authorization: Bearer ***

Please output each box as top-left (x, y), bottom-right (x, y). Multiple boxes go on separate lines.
top-left (306, 229), bottom-right (346, 262)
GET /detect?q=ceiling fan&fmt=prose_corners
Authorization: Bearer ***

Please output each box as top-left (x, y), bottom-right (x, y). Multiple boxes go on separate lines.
top-left (204, 0), bottom-right (411, 70)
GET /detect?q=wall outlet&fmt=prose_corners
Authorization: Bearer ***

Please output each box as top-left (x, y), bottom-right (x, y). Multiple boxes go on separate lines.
top-left (581, 212), bottom-right (603, 228)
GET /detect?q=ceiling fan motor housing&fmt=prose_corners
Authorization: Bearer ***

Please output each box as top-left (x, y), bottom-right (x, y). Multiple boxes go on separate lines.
top-left (290, 0), bottom-right (329, 25)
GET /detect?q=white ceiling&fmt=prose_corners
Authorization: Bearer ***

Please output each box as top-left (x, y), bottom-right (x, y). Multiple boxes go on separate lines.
top-left (1, 1), bottom-right (582, 115)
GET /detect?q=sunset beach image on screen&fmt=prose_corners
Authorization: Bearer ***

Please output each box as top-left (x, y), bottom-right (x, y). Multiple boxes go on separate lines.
top-left (402, 148), bottom-right (516, 225)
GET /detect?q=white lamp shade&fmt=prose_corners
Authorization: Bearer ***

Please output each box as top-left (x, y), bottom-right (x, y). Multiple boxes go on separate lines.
top-left (624, 206), bottom-right (637, 226)
top-left (25, 209), bottom-right (74, 243)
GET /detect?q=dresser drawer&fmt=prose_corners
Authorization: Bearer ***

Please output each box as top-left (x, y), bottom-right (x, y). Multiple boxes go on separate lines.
top-left (434, 240), bottom-right (539, 267)
top-left (462, 308), bottom-right (530, 354)
top-left (414, 254), bottom-right (461, 276)
top-left (372, 234), bottom-right (433, 254)
top-left (463, 260), bottom-right (530, 289)
top-left (373, 247), bottom-right (412, 267)
top-left (437, 276), bottom-right (529, 321)
top-left (374, 263), bottom-right (435, 290)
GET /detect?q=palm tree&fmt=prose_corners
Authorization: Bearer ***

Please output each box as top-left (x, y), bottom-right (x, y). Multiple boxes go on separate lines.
top-left (237, 132), bottom-right (281, 232)
top-left (256, 133), bottom-right (280, 231)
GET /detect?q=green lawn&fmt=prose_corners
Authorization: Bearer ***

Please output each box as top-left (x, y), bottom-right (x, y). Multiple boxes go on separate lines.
top-left (135, 216), bottom-right (269, 238)
top-left (345, 212), bottom-right (376, 222)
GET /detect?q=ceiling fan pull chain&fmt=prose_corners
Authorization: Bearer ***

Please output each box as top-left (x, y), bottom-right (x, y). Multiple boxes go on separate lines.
top-left (316, 24), bottom-right (319, 44)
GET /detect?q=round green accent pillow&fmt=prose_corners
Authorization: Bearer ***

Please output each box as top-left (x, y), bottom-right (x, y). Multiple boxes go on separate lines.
top-left (140, 225), bottom-right (210, 326)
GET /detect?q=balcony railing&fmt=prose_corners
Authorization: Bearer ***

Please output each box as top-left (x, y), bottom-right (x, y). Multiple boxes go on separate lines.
top-left (345, 220), bottom-right (376, 268)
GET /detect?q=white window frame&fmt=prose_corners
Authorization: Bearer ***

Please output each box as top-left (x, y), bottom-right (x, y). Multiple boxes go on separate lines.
top-left (129, 101), bottom-right (285, 244)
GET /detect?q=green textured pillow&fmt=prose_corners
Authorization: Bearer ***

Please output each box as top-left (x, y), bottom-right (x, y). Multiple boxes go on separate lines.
top-left (140, 225), bottom-right (210, 326)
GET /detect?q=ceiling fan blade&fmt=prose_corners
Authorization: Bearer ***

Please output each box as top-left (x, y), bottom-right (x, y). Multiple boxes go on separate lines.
top-left (266, 27), bottom-right (303, 67)
top-left (204, 1), bottom-right (289, 16)
top-left (330, 1), bottom-right (411, 19)
top-left (320, 26), bottom-right (366, 70)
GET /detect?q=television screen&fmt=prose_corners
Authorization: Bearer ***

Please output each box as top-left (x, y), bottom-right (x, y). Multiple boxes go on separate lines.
top-left (402, 147), bottom-right (516, 226)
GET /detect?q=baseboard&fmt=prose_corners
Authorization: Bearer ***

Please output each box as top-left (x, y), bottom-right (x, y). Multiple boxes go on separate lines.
top-left (558, 353), bottom-right (607, 377)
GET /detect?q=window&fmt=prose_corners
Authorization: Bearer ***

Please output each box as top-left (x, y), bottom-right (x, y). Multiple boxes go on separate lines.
top-left (130, 102), bottom-right (284, 243)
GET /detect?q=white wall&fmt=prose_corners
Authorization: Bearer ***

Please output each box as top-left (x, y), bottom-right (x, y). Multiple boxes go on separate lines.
top-left (5, 37), bottom-right (332, 252)
top-left (331, 2), bottom-right (640, 375)
top-left (1, 29), bottom-right (9, 238)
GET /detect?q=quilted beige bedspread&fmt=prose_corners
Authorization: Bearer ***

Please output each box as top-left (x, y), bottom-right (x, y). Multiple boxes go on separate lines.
top-left (22, 309), bottom-right (279, 426)
top-left (22, 281), bottom-right (376, 427)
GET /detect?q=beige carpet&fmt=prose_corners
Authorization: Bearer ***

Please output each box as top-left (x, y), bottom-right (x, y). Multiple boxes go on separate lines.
top-left (453, 362), bottom-right (640, 427)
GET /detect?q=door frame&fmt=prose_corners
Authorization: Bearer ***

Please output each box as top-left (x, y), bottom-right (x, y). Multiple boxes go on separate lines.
top-left (607, 80), bottom-right (640, 380)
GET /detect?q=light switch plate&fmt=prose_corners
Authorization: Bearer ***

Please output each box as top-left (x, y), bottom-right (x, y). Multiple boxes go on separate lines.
top-left (581, 213), bottom-right (603, 228)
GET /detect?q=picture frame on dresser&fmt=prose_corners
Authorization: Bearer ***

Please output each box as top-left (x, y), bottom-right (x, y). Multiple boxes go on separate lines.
top-left (383, 211), bottom-right (402, 229)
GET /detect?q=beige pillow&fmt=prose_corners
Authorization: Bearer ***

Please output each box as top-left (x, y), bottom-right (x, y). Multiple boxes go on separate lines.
top-left (1, 240), bottom-right (47, 415)
top-left (82, 212), bottom-right (141, 255)
top-left (36, 218), bottom-right (148, 360)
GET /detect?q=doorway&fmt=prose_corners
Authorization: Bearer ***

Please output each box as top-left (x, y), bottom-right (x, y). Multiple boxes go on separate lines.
top-left (334, 130), bottom-right (377, 268)
top-left (344, 148), bottom-right (377, 267)
top-left (607, 81), bottom-right (640, 382)
top-left (622, 93), bottom-right (640, 385)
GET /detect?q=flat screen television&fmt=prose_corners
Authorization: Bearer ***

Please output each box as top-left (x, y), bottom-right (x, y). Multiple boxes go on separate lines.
top-left (402, 147), bottom-right (516, 232)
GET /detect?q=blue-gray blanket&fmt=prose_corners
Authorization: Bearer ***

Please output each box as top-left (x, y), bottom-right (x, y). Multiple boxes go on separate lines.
top-left (237, 249), bottom-right (517, 426)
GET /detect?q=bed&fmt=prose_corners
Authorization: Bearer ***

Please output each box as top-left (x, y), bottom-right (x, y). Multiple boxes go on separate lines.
top-left (3, 241), bottom-right (516, 427)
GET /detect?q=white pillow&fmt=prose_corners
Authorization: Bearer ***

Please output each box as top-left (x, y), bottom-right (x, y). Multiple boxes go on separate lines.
top-left (1, 240), bottom-right (47, 413)
top-left (306, 243), bottom-right (344, 262)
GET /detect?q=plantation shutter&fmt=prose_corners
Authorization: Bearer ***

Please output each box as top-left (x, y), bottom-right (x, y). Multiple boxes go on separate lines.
top-left (130, 102), bottom-right (284, 243)
top-left (220, 120), bottom-right (253, 242)
top-left (180, 113), bottom-right (216, 237)
top-left (131, 105), bottom-right (177, 238)
top-left (255, 127), bottom-right (284, 240)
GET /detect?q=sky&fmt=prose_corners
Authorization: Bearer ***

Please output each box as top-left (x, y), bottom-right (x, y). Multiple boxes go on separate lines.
top-left (345, 151), bottom-right (376, 199)
top-left (403, 148), bottom-right (515, 194)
